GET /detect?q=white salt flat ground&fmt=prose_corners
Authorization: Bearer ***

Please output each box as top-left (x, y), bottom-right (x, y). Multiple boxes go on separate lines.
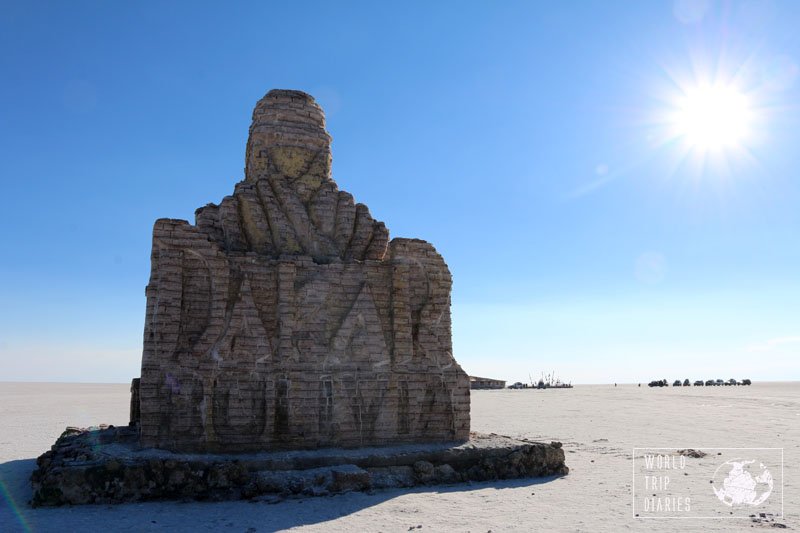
top-left (1, 382), bottom-right (797, 532)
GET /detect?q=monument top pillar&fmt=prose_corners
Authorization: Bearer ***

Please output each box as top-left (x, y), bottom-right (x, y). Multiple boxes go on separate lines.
top-left (246, 89), bottom-right (332, 182)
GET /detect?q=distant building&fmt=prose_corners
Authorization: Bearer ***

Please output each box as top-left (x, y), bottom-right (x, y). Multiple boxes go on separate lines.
top-left (469, 376), bottom-right (506, 389)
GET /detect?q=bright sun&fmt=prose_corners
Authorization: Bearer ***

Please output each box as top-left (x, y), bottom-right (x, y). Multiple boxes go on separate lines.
top-left (673, 85), bottom-right (752, 151)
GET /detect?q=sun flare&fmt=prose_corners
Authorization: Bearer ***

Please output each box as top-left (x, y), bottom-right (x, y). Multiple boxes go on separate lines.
top-left (672, 85), bottom-right (752, 151)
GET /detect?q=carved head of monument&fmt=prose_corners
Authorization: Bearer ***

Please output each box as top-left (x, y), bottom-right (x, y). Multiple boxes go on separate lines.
top-left (245, 89), bottom-right (332, 204)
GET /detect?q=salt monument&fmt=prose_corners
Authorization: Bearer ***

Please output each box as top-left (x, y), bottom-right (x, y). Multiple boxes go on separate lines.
top-left (136, 89), bottom-right (470, 452)
top-left (31, 90), bottom-right (567, 505)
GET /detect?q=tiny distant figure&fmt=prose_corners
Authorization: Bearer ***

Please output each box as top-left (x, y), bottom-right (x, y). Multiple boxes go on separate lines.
top-left (638, 383), bottom-right (641, 387)
top-left (614, 383), bottom-right (617, 387)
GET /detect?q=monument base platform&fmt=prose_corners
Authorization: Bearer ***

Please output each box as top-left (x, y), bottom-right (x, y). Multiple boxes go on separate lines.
top-left (31, 427), bottom-right (568, 506)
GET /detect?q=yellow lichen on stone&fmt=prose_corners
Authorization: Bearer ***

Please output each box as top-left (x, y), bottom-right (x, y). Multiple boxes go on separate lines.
top-left (306, 152), bottom-right (331, 179)
top-left (282, 231), bottom-right (304, 254)
top-left (238, 194), bottom-right (268, 252)
top-left (246, 153), bottom-right (269, 180)
top-left (297, 173), bottom-right (323, 191)
top-left (269, 147), bottom-right (315, 179)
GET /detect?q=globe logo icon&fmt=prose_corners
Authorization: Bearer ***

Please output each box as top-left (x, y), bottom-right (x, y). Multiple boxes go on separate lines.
top-left (712, 459), bottom-right (774, 507)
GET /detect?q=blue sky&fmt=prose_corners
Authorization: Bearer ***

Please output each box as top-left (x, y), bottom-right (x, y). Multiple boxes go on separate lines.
top-left (1, 1), bottom-right (798, 383)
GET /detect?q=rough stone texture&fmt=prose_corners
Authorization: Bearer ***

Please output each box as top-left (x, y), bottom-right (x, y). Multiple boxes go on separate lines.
top-left (31, 427), bottom-right (568, 506)
top-left (138, 89), bottom-right (470, 453)
top-left (129, 378), bottom-right (140, 427)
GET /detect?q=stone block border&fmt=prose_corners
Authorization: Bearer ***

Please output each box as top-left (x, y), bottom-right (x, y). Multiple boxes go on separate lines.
top-left (31, 427), bottom-right (567, 506)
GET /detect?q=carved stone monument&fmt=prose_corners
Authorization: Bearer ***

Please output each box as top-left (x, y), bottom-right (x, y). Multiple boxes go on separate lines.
top-left (137, 89), bottom-right (470, 452)
top-left (31, 90), bottom-right (568, 506)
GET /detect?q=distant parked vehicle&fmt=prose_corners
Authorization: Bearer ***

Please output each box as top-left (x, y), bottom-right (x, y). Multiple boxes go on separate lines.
top-left (742, 379), bottom-right (752, 385)
top-left (648, 380), bottom-right (668, 387)
top-left (694, 380), bottom-right (704, 386)
top-left (705, 379), bottom-right (714, 386)
top-left (673, 380), bottom-right (682, 387)
top-left (728, 378), bottom-right (738, 386)
top-left (683, 379), bottom-right (691, 386)
top-left (715, 379), bottom-right (725, 386)
top-left (508, 382), bottom-right (525, 389)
